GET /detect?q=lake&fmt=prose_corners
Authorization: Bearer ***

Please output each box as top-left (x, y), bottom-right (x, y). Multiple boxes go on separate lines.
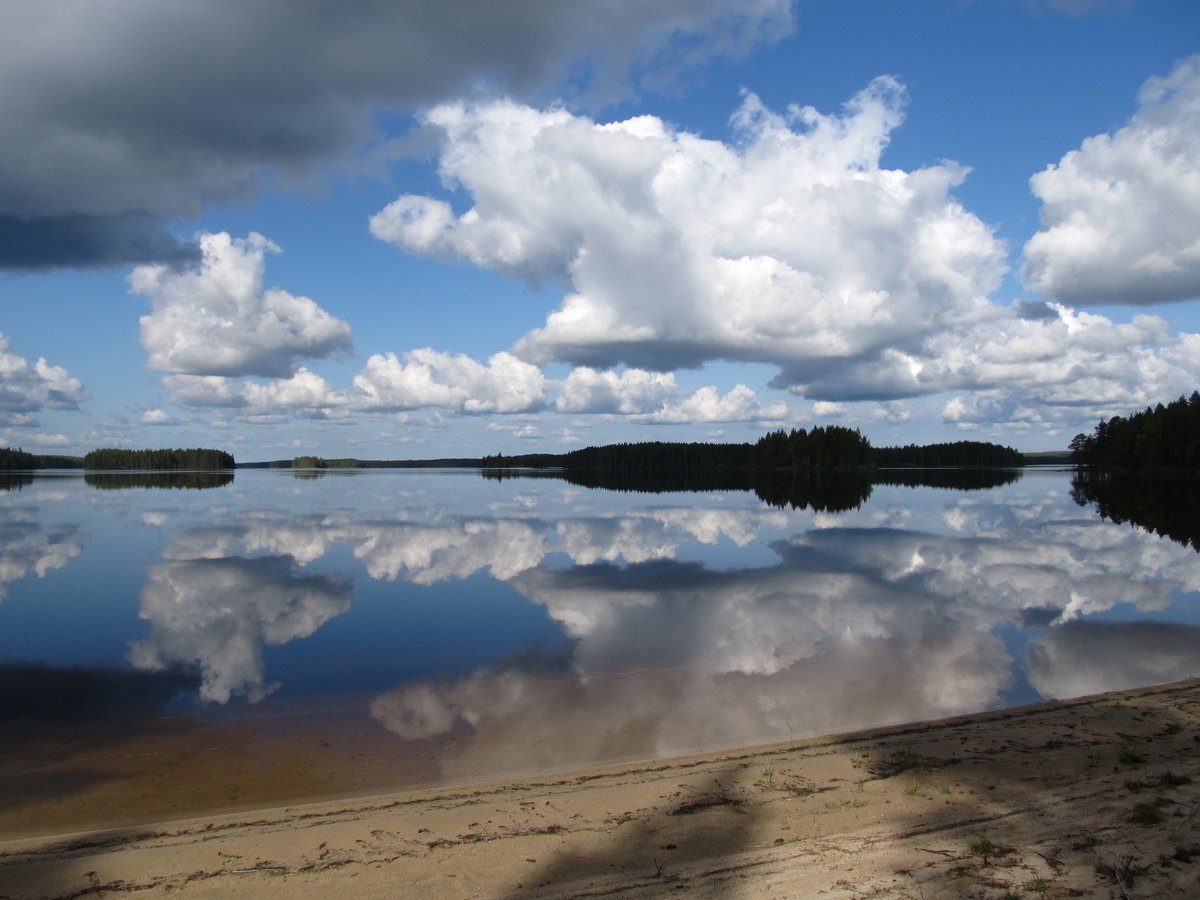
top-left (2, 466), bottom-right (1198, 837)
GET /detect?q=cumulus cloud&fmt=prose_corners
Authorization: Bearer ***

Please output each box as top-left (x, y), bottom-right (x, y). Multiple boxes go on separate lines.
top-left (633, 383), bottom-right (786, 423)
top-left (553, 367), bottom-right (785, 422)
top-left (371, 83), bottom-right (1006, 379)
top-left (556, 367), bottom-right (677, 414)
top-left (1023, 56), bottom-right (1200, 305)
top-left (140, 408), bottom-right (172, 425)
top-left (132, 232), bottom-right (352, 378)
top-left (128, 555), bottom-right (352, 703)
top-left (352, 349), bottom-right (546, 414)
top-left (813, 401), bottom-right (846, 417)
top-left (161, 346), bottom-right (792, 427)
top-left (779, 302), bottom-right (1199, 433)
top-left (0, 1), bottom-right (793, 269)
top-left (0, 333), bottom-right (86, 425)
top-left (366, 74), bottom-right (1200, 435)
top-left (160, 374), bottom-right (252, 409)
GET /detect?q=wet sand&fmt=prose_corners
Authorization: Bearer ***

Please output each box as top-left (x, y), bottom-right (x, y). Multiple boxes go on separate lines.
top-left (2, 679), bottom-right (1199, 898)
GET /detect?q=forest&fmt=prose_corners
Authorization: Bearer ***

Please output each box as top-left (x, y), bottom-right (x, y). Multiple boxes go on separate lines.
top-left (82, 448), bottom-right (235, 470)
top-left (1069, 392), bottom-right (1200, 470)
top-left (0, 448), bottom-right (39, 470)
top-left (485, 427), bottom-right (1021, 475)
top-left (748, 426), bottom-right (874, 469)
top-left (874, 440), bottom-right (1025, 468)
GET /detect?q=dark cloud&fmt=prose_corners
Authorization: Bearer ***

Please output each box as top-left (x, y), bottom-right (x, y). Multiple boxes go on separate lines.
top-left (1018, 606), bottom-right (1063, 627)
top-left (1010, 299), bottom-right (1059, 321)
top-left (0, 213), bottom-right (200, 271)
top-left (0, 1), bottom-right (792, 269)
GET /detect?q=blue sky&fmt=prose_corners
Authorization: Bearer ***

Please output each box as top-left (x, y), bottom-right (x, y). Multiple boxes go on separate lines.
top-left (2, 0), bottom-right (1198, 461)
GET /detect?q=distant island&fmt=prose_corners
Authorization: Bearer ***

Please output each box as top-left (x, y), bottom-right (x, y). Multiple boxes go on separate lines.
top-left (0, 447), bottom-right (234, 471)
top-left (480, 428), bottom-right (1023, 473)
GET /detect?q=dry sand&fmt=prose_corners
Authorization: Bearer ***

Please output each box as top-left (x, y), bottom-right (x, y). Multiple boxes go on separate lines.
top-left (2, 679), bottom-right (1199, 899)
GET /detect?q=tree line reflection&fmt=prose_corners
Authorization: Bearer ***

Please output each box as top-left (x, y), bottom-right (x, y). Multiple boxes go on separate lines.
top-left (483, 466), bottom-right (1023, 512)
top-left (1071, 471), bottom-right (1200, 551)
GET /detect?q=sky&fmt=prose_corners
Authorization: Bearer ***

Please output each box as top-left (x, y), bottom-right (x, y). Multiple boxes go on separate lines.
top-left (1, 0), bottom-right (1198, 461)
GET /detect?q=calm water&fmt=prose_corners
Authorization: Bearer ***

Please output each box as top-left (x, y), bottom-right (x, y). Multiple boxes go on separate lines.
top-left (2, 467), bottom-right (1199, 828)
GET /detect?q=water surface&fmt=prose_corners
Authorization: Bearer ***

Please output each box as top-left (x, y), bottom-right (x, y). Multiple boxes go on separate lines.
top-left (2, 467), bottom-right (1198, 836)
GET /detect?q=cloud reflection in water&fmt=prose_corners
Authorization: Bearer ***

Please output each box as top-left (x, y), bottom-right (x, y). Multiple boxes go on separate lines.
top-left (129, 556), bottom-right (351, 703)
top-left (121, 482), bottom-right (1200, 731)
top-left (364, 494), bottom-right (1200, 772)
top-left (0, 521), bottom-right (86, 600)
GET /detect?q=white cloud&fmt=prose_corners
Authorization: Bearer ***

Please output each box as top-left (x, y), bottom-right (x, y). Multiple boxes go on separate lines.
top-left (161, 350), bottom-right (549, 419)
top-left (244, 368), bottom-right (341, 409)
top-left (1023, 55), bottom-right (1200, 305)
top-left (160, 374), bottom-right (250, 409)
top-left (633, 383), bottom-right (787, 423)
top-left (555, 366), bottom-right (784, 423)
top-left (556, 367), bottom-right (677, 414)
top-left (366, 75), bottom-right (1200, 437)
top-left (813, 401), bottom-right (845, 416)
top-left (351, 349), bottom-right (546, 414)
top-left (372, 83), bottom-right (1006, 381)
top-left (0, 333), bottom-right (85, 425)
top-left (131, 232), bottom-right (352, 378)
top-left (787, 302), bottom-right (1199, 432)
top-left (140, 408), bottom-right (172, 424)
top-left (29, 433), bottom-right (70, 446)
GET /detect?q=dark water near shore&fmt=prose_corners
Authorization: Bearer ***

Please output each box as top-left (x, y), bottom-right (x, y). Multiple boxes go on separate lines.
top-left (2, 466), bottom-right (1199, 821)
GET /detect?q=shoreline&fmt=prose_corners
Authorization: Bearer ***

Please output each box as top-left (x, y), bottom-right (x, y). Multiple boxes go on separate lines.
top-left (3, 679), bottom-right (1199, 898)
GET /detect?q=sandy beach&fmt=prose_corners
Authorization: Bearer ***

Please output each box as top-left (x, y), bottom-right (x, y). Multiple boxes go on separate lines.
top-left (2, 679), bottom-right (1198, 899)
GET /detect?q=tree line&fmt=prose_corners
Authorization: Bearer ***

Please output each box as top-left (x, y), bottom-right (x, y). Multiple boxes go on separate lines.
top-left (875, 440), bottom-right (1025, 468)
top-left (82, 447), bottom-right (235, 470)
top-left (1069, 392), bottom-right (1200, 470)
top-left (483, 427), bottom-right (1023, 476)
top-left (0, 448), bottom-right (38, 470)
top-left (747, 426), bottom-right (874, 469)
top-left (2, 446), bottom-right (236, 471)
top-left (0, 449), bottom-right (84, 470)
